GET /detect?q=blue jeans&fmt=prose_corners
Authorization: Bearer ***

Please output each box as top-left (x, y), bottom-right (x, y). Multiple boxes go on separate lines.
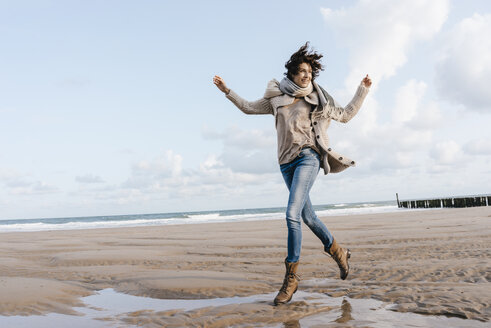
top-left (280, 148), bottom-right (333, 263)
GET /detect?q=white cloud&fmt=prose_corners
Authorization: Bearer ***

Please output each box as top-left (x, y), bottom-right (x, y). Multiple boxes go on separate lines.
top-left (120, 146), bottom-right (278, 201)
top-left (0, 168), bottom-right (20, 180)
top-left (366, 149), bottom-right (418, 173)
top-left (430, 140), bottom-right (460, 164)
top-left (391, 79), bottom-right (443, 130)
top-left (393, 80), bottom-right (427, 124)
top-left (321, 0), bottom-right (449, 88)
top-left (463, 138), bottom-right (491, 155)
top-left (406, 102), bottom-right (442, 131)
top-left (202, 125), bottom-right (275, 150)
top-left (4, 178), bottom-right (32, 188)
top-left (63, 128), bottom-right (282, 209)
top-left (135, 150), bottom-right (183, 178)
top-left (330, 78), bottom-right (439, 175)
top-left (435, 13), bottom-right (491, 111)
top-left (75, 174), bottom-right (105, 184)
top-left (397, 129), bottom-right (433, 151)
top-left (202, 125), bottom-right (277, 174)
top-left (0, 168), bottom-right (58, 195)
top-left (10, 181), bottom-right (58, 195)
top-left (317, 1), bottom-right (448, 175)
top-left (123, 150), bottom-right (183, 189)
top-left (197, 154), bottom-right (275, 188)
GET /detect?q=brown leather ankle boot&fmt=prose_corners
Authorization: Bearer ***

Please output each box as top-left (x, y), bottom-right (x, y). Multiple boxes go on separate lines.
top-left (274, 259), bottom-right (300, 305)
top-left (325, 238), bottom-right (351, 280)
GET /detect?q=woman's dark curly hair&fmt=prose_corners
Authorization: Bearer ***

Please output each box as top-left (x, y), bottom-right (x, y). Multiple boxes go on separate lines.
top-left (285, 42), bottom-right (324, 81)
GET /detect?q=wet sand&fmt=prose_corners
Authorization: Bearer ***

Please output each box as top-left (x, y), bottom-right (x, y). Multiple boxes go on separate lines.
top-left (0, 207), bottom-right (490, 326)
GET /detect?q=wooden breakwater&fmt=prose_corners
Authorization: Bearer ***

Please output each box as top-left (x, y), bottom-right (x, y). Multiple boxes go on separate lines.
top-left (396, 194), bottom-right (490, 209)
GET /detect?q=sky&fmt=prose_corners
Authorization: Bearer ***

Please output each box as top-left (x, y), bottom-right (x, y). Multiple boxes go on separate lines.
top-left (1, 0), bottom-right (490, 220)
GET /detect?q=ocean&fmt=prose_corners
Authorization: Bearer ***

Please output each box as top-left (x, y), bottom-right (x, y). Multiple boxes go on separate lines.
top-left (0, 200), bottom-right (403, 233)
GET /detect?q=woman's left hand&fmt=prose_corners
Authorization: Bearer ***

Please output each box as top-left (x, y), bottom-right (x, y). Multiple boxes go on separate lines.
top-left (362, 74), bottom-right (372, 88)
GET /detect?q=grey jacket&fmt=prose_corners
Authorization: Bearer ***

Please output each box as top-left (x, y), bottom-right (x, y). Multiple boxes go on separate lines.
top-left (225, 80), bottom-right (369, 174)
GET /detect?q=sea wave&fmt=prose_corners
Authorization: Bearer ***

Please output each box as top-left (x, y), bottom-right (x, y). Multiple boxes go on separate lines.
top-left (0, 202), bottom-right (403, 233)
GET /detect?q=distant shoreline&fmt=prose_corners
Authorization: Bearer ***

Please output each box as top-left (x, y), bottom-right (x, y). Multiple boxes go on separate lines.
top-left (0, 200), bottom-right (401, 232)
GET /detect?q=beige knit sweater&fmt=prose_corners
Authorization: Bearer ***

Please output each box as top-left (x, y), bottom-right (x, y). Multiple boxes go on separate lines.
top-left (226, 81), bottom-right (369, 174)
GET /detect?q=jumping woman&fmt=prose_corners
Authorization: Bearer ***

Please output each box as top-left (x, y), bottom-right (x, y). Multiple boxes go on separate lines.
top-left (213, 42), bottom-right (372, 305)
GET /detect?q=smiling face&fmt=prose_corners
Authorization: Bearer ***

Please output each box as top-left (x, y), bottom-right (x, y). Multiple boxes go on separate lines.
top-left (292, 62), bottom-right (312, 88)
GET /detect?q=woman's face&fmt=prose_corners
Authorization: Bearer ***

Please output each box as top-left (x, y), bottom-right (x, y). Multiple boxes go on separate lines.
top-left (292, 62), bottom-right (312, 88)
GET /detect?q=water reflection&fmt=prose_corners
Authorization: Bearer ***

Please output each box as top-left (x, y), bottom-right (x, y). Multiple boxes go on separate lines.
top-left (335, 298), bottom-right (354, 323)
top-left (2, 289), bottom-right (487, 328)
top-left (283, 319), bottom-right (301, 328)
top-left (283, 298), bottom-right (353, 328)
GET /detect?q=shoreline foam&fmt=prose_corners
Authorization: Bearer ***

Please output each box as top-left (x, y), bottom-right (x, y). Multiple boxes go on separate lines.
top-left (0, 201), bottom-right (401, 232)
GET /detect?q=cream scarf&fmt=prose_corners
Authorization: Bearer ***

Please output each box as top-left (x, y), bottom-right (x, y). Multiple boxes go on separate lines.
top-left (263, 77), bottom-right (312, 98)
top-left (279, 77), bottom-right (313, 97)
top-left (263, 77), bottom-right (337, 119)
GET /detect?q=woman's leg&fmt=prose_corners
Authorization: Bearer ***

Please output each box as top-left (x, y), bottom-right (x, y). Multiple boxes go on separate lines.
top-left (302, 197), bottom-right (333, 248)
top-left (300, 177), bottom-right (351, 281)
top-left (280, 149), bottom-right (320, 263)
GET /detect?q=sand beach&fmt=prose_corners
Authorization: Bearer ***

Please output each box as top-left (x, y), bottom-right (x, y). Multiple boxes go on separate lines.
top-left (0, 207), bottom-right (489, 327)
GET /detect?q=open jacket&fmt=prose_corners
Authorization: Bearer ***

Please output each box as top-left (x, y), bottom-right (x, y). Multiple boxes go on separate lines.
top-left (225, 80), bottom-right (369, 174)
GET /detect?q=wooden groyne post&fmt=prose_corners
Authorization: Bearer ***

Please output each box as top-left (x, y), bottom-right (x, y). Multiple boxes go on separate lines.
top-left (397, 195), bottom-right (490, 209)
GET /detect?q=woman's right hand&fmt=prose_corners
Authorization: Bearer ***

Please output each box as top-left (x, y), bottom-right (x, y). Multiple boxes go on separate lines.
top-left (213, 75), bottom-right (230, 94)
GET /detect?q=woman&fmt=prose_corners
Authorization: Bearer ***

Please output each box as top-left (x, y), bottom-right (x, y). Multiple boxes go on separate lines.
top-left (213, 42), bottom-right (372, 305)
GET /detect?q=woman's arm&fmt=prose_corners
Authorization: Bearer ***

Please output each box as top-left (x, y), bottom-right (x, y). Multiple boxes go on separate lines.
top-left (329, 75), bottom-right (371, 123)
top-left (213, 75), bottom-right (273, 115)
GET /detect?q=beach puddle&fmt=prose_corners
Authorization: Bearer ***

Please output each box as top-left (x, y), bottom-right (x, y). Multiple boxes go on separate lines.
top-left (0, 288), bottom-right (487, 327)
